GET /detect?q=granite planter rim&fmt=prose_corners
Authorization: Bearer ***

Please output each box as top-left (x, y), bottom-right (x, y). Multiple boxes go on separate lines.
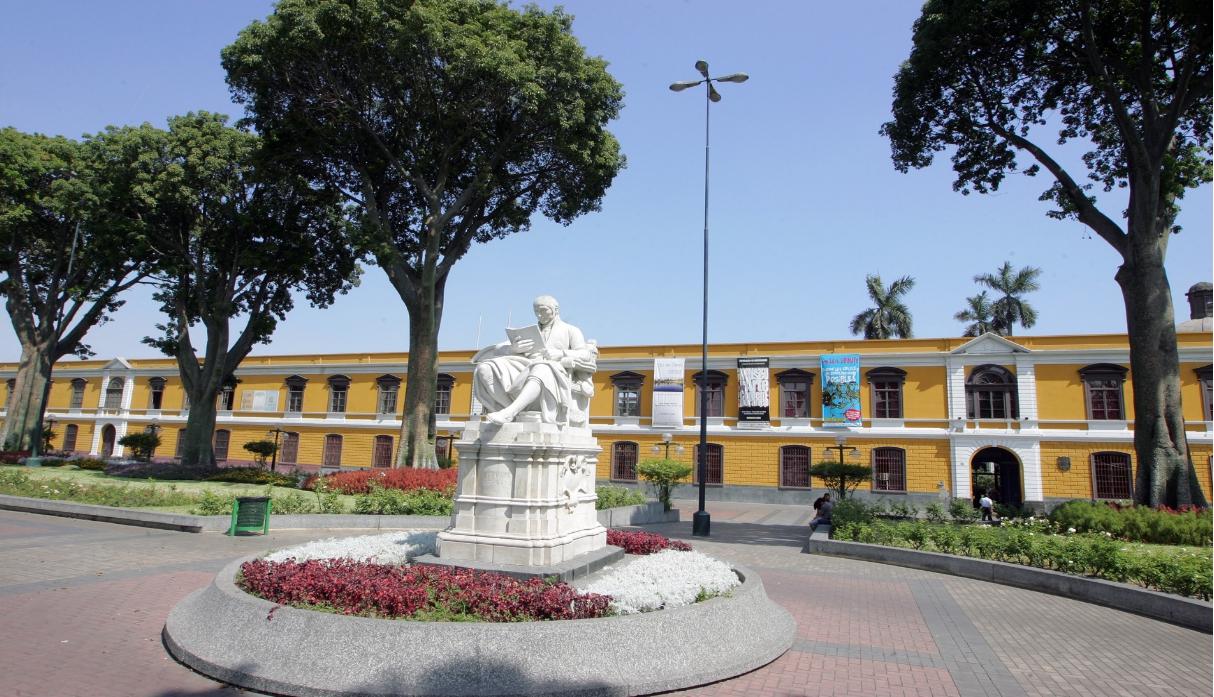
top-left (164, 553), bottom-right (795, 696)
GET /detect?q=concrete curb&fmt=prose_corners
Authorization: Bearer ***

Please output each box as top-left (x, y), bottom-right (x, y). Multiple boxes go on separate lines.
top-left (0, 494), bottom-right (676, 534)
top-left (805, 533), bottom-right (1212, 633)
top-left (163, 555), bottom-right (795, 697)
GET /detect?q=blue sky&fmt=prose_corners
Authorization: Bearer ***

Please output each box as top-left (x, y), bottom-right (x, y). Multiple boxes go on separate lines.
top-left (1, 0), bottom-right (1210, 361)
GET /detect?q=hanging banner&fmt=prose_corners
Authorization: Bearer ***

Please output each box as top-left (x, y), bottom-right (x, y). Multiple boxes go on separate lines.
top-left (651, 357), bottom-right (686, 428)
top-left (820, 353), bottom-right (862, 427)
top-left (736, 357), bottom-right (770, 427)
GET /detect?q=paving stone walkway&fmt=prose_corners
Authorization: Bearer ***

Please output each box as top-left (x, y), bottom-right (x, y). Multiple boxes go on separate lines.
top-left (0, 501), bottom-right (1209, 697)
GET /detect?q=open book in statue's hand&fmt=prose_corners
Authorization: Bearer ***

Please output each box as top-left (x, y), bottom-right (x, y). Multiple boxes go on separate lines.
top-left (505, 324), bottom-right (546, 354)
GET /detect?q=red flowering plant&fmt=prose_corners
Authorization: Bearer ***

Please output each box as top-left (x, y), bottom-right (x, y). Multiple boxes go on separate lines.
top-left (303, 468), bottom-right (457, 496)
top-left (606, 529), bottom-right (692, 555)
top-left (238, 559), bottom-right (612, 621)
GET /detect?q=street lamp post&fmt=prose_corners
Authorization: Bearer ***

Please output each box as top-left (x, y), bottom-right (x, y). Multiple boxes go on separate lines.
top-left (651, 432), bottom-right (686, 460)
top-left (671, 61), bottom-right (748, 537)
top-left (822, 435), bottom-right (861, 465)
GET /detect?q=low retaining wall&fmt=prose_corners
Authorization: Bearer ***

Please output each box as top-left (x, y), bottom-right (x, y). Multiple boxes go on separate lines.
top-left (0, 494), bottom-right (675, 534)
top-left (805, 531), bottom-right (1211, 633)
top-left (164, 556), bottom-right (794, 696)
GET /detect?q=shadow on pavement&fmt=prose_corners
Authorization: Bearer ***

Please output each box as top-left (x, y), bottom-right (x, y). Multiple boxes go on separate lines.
top-left (648, 521), bottom-right (809, 548)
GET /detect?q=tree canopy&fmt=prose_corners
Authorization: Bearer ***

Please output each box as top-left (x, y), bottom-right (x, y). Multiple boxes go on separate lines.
top-left (881, 0), bottom-right (1211, 507)
top-left (113, 112), bottom-right (361, 469)
top-left (222, 0), bottom-right (625, 466)
top-left (849, 274), bottom-right (915, 339)
top-left (0, 127), bottom-right (151, 450)
top-left (954, 291), bottom-right (996, 337)
top-left (974, 261), bottom-right (1042, 336)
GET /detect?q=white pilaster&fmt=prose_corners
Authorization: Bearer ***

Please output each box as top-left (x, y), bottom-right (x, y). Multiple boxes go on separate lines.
top-left (1015, 356), bottom-right (1038, 423)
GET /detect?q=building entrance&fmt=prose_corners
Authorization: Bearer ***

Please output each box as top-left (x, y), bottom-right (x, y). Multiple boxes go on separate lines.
top-left (971, 447), bottom-right (1022, 510)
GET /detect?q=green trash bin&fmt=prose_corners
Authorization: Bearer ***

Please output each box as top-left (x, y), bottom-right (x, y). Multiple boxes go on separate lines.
top-left (228, 496), bottom-right (272, 536)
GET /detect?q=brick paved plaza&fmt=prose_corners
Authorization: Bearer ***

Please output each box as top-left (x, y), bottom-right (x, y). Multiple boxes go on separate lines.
top-left (0, 503), bottom-right (1209, 697)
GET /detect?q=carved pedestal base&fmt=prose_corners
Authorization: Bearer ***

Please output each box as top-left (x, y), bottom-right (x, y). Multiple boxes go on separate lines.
top-left (435, 416), bottom-right (605, 569)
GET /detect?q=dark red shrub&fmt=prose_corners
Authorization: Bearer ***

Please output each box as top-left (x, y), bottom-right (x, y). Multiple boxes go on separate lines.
top-left (238, 559), bottom-right (612, 622)
top-left (0, 451), bottom-right (31, 465)
top-left (303, 468), bottom-right (457, 495)
top-left (606, 529), bottom-right (692, 555)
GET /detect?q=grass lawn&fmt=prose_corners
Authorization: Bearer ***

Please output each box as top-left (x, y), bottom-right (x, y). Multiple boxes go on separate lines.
top-left (1, 464), bottom-right (361, 514)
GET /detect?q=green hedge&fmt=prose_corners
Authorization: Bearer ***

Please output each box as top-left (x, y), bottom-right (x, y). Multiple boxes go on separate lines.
top-left (834, 519), bottom-right (1212, 600)
top-left (351, 483), bottom-right (453, 516)
top-left (205, 467), bottom-right (298, 487)
top-left (1048, 500), bottom-right (1211, 547)
top-left (596, 485), bottom-right (647, 510)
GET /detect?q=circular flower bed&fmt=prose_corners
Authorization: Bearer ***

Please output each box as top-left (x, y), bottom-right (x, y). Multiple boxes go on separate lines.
top-left (239, 529), bottom-right (741, 621)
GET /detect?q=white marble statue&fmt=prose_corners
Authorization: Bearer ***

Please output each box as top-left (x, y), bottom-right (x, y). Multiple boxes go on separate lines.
top-left (472, 295), bottom-right (597, 427)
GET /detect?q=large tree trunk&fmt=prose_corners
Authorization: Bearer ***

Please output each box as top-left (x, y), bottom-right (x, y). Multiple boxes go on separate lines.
top-left (174, 322), bottom-right (231, 472)
top-left (1118, 223), bottom-right (1207, 508)
top-left (398, 293), bottom-right (442, 468)
top-left (178, 396), bottom-right (220, 471)
top-left (1, 343), bottom-right (52, 452)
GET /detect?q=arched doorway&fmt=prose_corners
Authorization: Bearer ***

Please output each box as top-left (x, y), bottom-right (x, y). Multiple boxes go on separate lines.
top-left (971, 447), bottom-right (1022, 509)
top-left (100, 425), bottom-right (116, 458)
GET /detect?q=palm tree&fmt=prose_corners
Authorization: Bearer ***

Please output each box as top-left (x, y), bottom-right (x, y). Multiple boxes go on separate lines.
top-left (850, 274), bottom-right (915, 339)
top-left (955, 291), bottom-right (996, 337)
top-left (974, 262), bottom-right (1042, 336)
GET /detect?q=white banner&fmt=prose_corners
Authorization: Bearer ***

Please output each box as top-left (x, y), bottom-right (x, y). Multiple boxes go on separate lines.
top-left (651, 357), bottom-right (685, 428)
top-left (239, 390), bottom-right (280, 413)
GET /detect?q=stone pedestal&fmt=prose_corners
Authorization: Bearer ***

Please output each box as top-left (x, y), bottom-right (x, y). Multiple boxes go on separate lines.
top-left (434, 416), bottom-right (606, 568)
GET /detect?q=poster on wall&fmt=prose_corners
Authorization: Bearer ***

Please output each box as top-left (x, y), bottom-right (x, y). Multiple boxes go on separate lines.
top-left (820, 353), bottom-right (861, 427)
top-left (736, 357), bottom-right (770, 427)
top-left (239, 390), bottom-right (280, 413)
top-left (651, 357), bottom-right (686, 428)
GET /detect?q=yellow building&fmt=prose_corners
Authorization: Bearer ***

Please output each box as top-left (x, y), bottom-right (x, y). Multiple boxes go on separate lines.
top-left (3, 329), bottom-right (1211, 510)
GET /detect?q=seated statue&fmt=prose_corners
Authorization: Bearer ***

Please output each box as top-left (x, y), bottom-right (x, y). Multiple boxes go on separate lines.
top-left (472, 295), bottom-right (597, 427)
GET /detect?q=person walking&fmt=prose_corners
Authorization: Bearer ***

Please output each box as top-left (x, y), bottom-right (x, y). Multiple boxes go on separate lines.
top-left (979, 491), bottom-right (994, 521)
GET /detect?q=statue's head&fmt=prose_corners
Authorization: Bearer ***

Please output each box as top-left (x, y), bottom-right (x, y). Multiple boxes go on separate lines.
top-left (533, 295), bottom-right (559, 323)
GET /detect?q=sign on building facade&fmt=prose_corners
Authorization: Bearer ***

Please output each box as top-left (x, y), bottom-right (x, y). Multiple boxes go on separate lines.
top-left (820, 353), bottom-right (861, 427)
top-left (651, 357), bottom-right (685, 428)
top-left (736, 357), bottom-right (770, 427)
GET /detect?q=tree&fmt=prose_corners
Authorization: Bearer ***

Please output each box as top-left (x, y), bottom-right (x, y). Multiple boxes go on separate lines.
top-left (849, 274), bottom-right (915, 339)
top-left (973, 261), bottom-right (1042, 336)
top-left (0, 128), bottom-right (150, 451)
top-left (118, 112), bottom-right (360, 471)
top-left (223, 0), bottom-right (624, 467)
top-left (637, 458), bottom-right (693, 512)
top-left (118, 431), bottom-right (161, 462)
top-left (808, 461), bottom-right (873, 501)
top-left (243, 440), bottom-right (278, 469)
top-left (880, 0), bottom-right (1210, 507)
top-left (955, 291), bottom-right (997, 337)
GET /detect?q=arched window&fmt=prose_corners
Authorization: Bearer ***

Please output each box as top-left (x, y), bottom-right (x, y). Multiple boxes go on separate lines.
top-left (610, 372), bottom-right (644, 417)
top-left (148, 377), bottom-right (166, 411)
top-left (376, 375), bottom-right (401, 415)
top-left (872, 447), bottom-right (907, 492)
top-left (104, 378), bottom-right (124, 410)
top-left (280, 432), bottom-right (300, 464)
top-left (323, 434), bottom-right (343, 468)
top-left (62, 424), bottom-right (79, 453)
top-left (1091, 452), bottom-right (1133, 500)
top-left (867, 367), bottom-right (907, 419)
top-left (435, 373), bottom-right (455, 415)
top-left (372, 435), bottom-right (394, 468)
top-left (612, 442), bottom-right (639, 481)
top-left (213, 429), bottom-right (231, 462)
top-left (692, 370), bottom-right (729, 418)
top-left (69, 379), bottom-right (87, 410)
top-left (779, 445), bottom-right (811, 489)
top-left (775, 369), bottom-right (814, 419)
top-left (327, 375), bottom-right (350, 414)
top-left (1079, 364), bottom-right (1128, 420)
top-left (965, 365), bottom-right (1018, 419)
top-left (693, 443), bottom-right (724, 485)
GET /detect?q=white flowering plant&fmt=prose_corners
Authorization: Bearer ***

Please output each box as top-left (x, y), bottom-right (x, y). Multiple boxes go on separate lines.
top-left (581, 549), bottom-right (740, 615)
top-left (264, 530), bottom-right (438, 564)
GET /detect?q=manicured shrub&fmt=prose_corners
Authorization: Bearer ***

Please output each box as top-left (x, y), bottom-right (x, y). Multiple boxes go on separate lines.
top-left (637, 459), bottom-right (693, 512)
top-left (595, 485), bottom-right (646, 510)
top-left (833, 519), bottom-right (1212, 600)
top-left (191, 490), bottom-right (236, 516)
top-left (238, 559), bottom-right (613, 621)
top-left (948, 498), bottom-right (980, 522)
top-left (106, 460), bottom-right (213, 480)
top-left (270, 491), bottom-right (317, 514)
top-left (606, 529), bottom-right (691, 555)
top-left (206, 467), bottom-right (298, 487)
top-left (305, 468), bottom-right (457, 496)
top-left (1049, 500), bottom-right (1212, 547)
top-left (830, 499), bottom-right (876, 529)
top-left (117, 432), bottom-right (161, 461)
top-left (351, 483), bottom-right (453, 515)
top-left (35, 457), bottom-right (67, 467)
top-left (73, 458), bottom-right (107, 471)
top-left (925, 502), bottom-right (948, 524)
